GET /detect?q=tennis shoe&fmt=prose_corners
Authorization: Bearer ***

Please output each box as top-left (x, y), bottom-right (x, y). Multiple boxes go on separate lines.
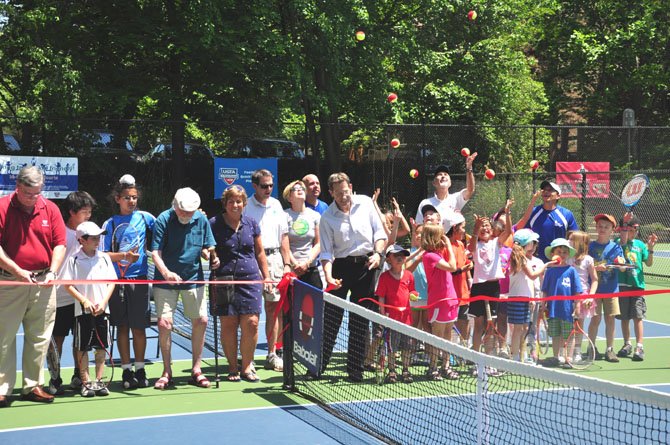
top-left (70, 371), bottom-right (82, 389)
top-left (94, 381), bottom-right (109, 396)
top-left (632, 347), bottom-right (644, 361)
top-left (573, 353), bottom-right (583, 363)
top-left (605, 349), bottom-right (619, 363)
top-left (47, 377), bottom-right (64, 396)
top-left (80, 384), bottom-right (95, 398)
top-left (135, 368), bottom-right (149, 388)
top-left (264, 353), bottom-right (284, 372)
top-left (617, 344), bottom-right (632, 358)
top-left (122, 368), bottom-right (139, 389)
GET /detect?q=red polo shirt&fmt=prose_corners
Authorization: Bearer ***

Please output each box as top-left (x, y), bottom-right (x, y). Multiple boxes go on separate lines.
top-left (0, 192), bottom-right (66, 271)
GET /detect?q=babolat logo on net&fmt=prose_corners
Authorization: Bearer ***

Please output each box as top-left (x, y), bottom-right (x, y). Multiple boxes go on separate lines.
top-left (219, 168), bottom-right (238, 185)
top-left (294, 342), bottom-right (318, 366)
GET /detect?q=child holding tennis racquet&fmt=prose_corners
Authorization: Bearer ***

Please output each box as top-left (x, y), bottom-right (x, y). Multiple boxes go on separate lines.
top-left (567, 231), bottom-right (598, 363)
top-left (507, 229), bottom-right (551, 362)
top-left (100, 174), bottom-right (156, 389)
top-left (47, 191), bottom-right (97, 395)
top-left (586, 214), bottom-right (624, 363)
top-left (63, 222), bottom-right (118, 397)
top-left (541, 238), bottom-right (583, 367)
top-left (374, 245), bottom-right (416, 383)
top-left (615, 213), bottom-right (657, 361)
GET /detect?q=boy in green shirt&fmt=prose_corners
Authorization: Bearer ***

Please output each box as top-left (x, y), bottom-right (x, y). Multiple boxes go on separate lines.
top-left (616, 213), bottom-right (657, 361)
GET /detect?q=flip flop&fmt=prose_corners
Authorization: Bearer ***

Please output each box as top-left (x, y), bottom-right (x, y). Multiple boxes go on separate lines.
top-left (154, 375), bottom-right (173, 390)
top-left (227, 372), bottom-right (241, 382)
top-left (190, 371), bottom-right (211, 388)
top-left (241, 371), bottom-right (261, 383)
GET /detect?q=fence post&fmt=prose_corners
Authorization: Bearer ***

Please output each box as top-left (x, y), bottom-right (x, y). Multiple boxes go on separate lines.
top-left (580, 165), bottom-right (587, 231)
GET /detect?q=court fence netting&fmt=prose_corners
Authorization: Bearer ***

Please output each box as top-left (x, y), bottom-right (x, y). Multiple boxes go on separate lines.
top-left (280, 280), bottom-right (670, 445)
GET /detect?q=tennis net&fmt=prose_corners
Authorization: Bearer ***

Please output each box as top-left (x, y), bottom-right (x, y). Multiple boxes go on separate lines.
top-left (285, 280), bottom-right (670, 445)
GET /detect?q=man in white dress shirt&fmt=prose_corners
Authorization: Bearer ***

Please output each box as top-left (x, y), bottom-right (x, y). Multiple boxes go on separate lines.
top-left (319, 172), bottom-right (387, 382)
top-left (244, 169), bottom-right (291, 372)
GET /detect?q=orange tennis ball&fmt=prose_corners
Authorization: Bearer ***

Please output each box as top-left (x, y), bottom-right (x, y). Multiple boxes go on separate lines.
top-left (461, 147), bottom-right (470, 157)
top-left (387, 92), bottom-right (398, 103)
top-left (409, 168), bottom-right (419, 178)
top-left (530, 160), bottom-right (539, 170)
top-left (468, 10), bottom-right (477, 21)
top-left (552, 255), bottom-right (561, 264)
top-left (355, 30), bottom-right (365, 41)
top-left (390, 138), bottom-right (400, 148)
top-left (484, 168), bottom-right (495, 180)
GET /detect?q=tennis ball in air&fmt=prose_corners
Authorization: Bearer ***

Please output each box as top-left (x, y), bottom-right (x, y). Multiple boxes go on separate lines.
top-left (552, 255), bottom-right (562, 264)
top-left (530, 160), bottom-right (539, 170)
top-left (468, 10), bottom-right (477, 21)
top-left (390, 138), bottom-right (401, 148)
top-left (387, 92), bottom-right (398, 103)
top-left (355, 30), bottom-right (366, 41)
top-left (409, 169), bottom-right (419, 178)
top-left (461, 147), bottom-right (470, 157)
top-left (484, 168), bottom-right (495, 180)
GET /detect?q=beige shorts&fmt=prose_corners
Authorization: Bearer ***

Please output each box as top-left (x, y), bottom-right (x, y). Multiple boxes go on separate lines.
top-left (263, 252), bottom-right (284, 303)
top-left (154, 286), bottom-right (207, 320)
top-left (594, 296), bottom-right (620, 317)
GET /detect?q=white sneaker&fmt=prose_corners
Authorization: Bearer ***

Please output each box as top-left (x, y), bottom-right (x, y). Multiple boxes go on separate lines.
top-left (264, 353), bottom-right (284, 371)
top-left (573, 353), bottom-right (583, 363)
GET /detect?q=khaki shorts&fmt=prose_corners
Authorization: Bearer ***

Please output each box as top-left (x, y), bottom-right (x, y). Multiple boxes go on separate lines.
top-left (594, 296), bottom-right (620, 317)
top-left (154, 286), bottom-right (207, 320)
top-left (263, 251), bottom-right (284, 303)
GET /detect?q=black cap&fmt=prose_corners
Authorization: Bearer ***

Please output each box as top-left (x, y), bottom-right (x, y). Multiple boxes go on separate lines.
top-left (421, 204), bottom-right (439, 216)
top-left (619, 215), bottom-right (641, 228)
top-left (434, 164), bottom-right (450, 177)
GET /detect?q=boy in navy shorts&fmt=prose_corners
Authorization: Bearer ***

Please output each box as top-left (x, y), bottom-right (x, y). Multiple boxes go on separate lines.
top-left (63, 222), bottom-right (117, 397)
top-left (48, 191), bottom-right (96, 395)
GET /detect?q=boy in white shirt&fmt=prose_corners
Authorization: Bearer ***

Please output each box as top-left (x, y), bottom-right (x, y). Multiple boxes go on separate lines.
top-left (63, 222), bottom-right (117, 397)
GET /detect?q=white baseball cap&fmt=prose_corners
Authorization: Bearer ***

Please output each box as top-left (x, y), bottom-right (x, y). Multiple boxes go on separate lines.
top-left (173, 187), bottom-right (201, 212)
top-left (444, 211), bottom-right (465, 233)
top-left (76, 221), bottom-right (106, 240)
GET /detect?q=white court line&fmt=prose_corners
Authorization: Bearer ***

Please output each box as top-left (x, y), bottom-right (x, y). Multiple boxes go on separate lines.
top-left (0, 403), bottom-right (308, 434)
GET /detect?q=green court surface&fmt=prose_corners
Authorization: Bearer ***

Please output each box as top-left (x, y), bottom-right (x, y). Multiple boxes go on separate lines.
top-left (2, 282), bottom-right (670, 435)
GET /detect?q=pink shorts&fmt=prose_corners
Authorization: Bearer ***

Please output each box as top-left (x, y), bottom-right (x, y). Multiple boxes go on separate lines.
top-left (428, 299), bottom-right (459, 324)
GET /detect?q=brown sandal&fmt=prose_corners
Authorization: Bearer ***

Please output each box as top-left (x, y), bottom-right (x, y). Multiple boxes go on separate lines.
top-left (154, 375), bottom-right (173, 390)
top-left (190, 371), bottom-right (211, 388)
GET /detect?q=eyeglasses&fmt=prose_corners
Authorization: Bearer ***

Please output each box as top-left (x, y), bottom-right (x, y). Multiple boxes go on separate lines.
top-left (121, 195), bottom-right (138, 201)
top-left (291, 186), bottom-right (305, 192)
top-left (17, 187), bottom-right (41, 198)
top-left (259, 184), bottom-right (274, 189)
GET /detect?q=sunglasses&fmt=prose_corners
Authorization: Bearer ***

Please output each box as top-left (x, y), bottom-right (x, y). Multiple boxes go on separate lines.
top-left (291, 186), bottom-right (305, 192)
top-left (259, 184), bottom-right (274, 190)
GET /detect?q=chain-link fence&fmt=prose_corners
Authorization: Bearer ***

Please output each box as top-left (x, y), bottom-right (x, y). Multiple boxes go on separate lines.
top-left (2, 118), bottom-right (670, 281)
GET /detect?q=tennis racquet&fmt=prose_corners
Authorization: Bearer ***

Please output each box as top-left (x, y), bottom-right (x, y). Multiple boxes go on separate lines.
top-left (375, 327), bottom-right (393, 385)
top-left (81, 314), bottom-right (115, 395)
top-left (563, 316), bottom-right (595, 370)
top-left (534, 303), bottom-right (550, 361)
top-left (479, 301), bottom-right (508, 376)
top-left (46, 336), bottom-right (61, 387)
top-left (620, 174), bottom-right (650, 211)
top-left (111, 223), bottom-right (140, 304)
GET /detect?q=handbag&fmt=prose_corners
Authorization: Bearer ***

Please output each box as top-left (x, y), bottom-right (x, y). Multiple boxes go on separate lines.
top-left (209, 227), bottom-right (241, 316)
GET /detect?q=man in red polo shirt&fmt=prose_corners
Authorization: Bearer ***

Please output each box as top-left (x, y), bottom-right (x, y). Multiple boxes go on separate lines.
top-left (0, 166), bottom-right (66, 407)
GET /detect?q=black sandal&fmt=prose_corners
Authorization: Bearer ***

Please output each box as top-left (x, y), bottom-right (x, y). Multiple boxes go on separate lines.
top-left (385, 371), bottom-right (398, 384)
top-left (227, 372), bottom-right (241, 382)
top-left (401, 369), bottom-right (414, 383)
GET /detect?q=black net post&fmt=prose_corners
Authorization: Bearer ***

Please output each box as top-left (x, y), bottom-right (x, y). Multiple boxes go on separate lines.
top-left (580, 165), bottom-right (587, 231)
top-left (282, 280), bottom-right (295, 391)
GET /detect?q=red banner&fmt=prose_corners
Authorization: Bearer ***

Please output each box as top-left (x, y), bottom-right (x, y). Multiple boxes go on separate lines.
top-left (556, 161), bottom-right (610, 198)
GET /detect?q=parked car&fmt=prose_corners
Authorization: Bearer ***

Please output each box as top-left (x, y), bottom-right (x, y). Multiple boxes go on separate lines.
top-left (142, 142), bottom-right (215, 163)
top-left (229, 138), bottom-right (305, 160)
top-left (2, 134), bottom-right (21, 152)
